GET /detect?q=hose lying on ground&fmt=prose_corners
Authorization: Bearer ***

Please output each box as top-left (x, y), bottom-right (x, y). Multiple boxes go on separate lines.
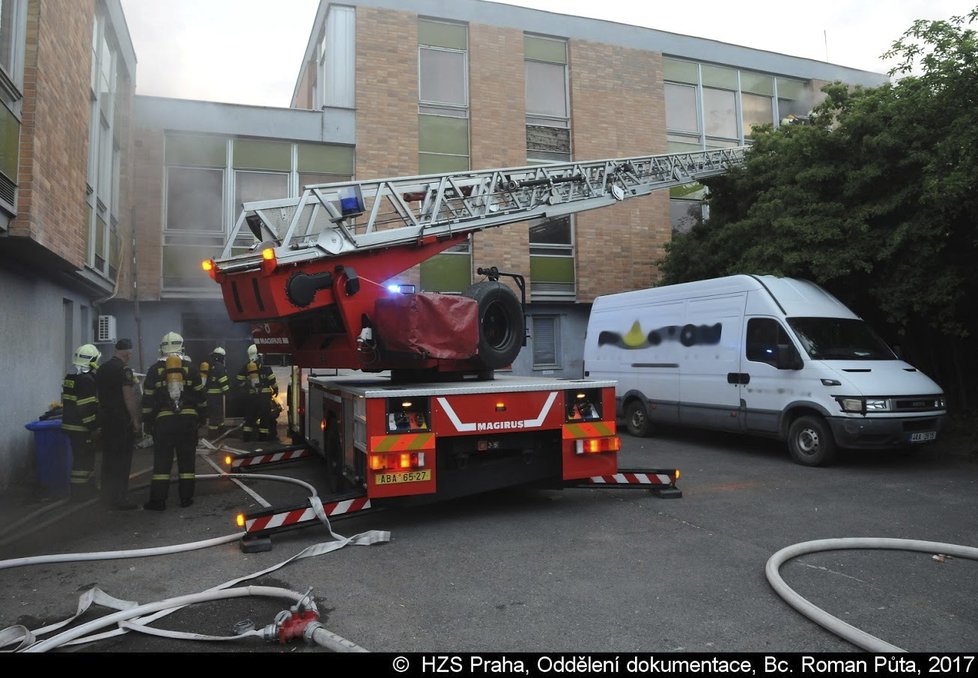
top-left (765, 537), bottom-right (978, 652)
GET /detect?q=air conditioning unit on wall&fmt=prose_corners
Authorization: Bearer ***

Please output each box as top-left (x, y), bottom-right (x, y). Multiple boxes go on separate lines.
top-left (96, 315), bottom-right (117, 343)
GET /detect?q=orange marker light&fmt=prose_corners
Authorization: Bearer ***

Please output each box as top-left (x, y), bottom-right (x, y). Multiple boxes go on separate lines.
top-left (262, 248), bottom-right (275, 261)
top-left (235, 513), bottom-right (246, 528)
top-left (202, 259), bottom-right (214, 272)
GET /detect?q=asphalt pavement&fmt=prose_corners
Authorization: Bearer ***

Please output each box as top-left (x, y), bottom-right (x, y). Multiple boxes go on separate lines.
top-left (0, 420), bottom-right (976, 658)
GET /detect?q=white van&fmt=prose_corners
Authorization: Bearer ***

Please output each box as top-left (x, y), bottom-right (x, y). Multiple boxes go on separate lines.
top-left (582, 275), bottom-right (947, 465)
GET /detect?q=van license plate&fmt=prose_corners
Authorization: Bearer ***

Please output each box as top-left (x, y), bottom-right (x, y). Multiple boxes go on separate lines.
top-left (909, 431), bottom-right (936, 443)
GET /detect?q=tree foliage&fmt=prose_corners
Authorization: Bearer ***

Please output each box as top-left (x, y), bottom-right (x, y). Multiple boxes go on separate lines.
top-left (660, 7), bottom-right (978, 407)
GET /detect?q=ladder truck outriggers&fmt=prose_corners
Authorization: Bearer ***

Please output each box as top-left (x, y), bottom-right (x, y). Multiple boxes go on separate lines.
top-left (203, 147), bottom-right (746, 547)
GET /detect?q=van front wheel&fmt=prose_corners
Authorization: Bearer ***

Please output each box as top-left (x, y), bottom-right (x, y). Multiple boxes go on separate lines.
top-left (624, 400), bottom-right (652, 437)
top-left (787, 415), bottom-right (837, 466)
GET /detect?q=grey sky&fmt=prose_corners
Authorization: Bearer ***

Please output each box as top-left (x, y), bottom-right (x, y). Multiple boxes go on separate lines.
top-left (119, 0), bottom-right (975, 108)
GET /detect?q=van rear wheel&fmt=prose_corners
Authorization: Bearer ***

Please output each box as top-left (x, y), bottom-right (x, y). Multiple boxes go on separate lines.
top-left (787, 415), bottom-right (837, 466)
top-left (624, 400), bottom-right (652, 437)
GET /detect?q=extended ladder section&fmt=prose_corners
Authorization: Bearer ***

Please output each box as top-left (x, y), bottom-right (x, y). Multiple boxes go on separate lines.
top-left (211, 146), bottom-right (746, 276)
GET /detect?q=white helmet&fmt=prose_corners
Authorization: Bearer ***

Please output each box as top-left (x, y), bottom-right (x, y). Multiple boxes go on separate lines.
top-left (72, 344), bottom-right (101, 370)
top-left (161, 331), bottom-right (184, 355)
top-left (212, 346), bottom-right (226, 356)
top-left (247, 344), bottom-right (259, 361)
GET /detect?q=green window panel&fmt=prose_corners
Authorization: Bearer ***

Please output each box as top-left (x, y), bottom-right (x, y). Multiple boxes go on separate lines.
top-left (670, 183), bottom-right (706, 199)
top-left (109, 226), bottom-right (121, 278)
top-left (166, 134), bottom-right (227, 167)
top-left (420, 253), bottom-right (471, 292)
top-left (530, 255), bottom-right (574, 283)
top-left (297, 143), bottom-right (355, 174)
top-left (0, 102), bottom-right (19, 181)
top-left (776, 77), bottom-right (806, 100)
top-left (86, 204), bottom-right (95, 261)
top-left (418, 153), bottom-right (470, 174)
top-left (418, 19), bottom-right (467, 49)
top-left (95, 215), bottom-right (106, 264)
top-left (741, 71), bottom-right (774, 96)
top-left (701, 64), bottom-right (738, 90)
top-left (419, 115), bottom-right (469, 156)
top-left (524, 35), bottom-right (566, 64)
top-left (164, 244), bottom-right (223, 289)
top-left (663, 58), bottom-right (698, 85)
top-left (667, 137), bottom-right (704, 153)
top-left (233, 138), bottom-right (291, 171)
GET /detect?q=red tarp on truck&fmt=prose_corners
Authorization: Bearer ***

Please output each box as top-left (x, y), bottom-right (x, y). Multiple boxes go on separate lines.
top-left (374, 292), bottom-right (479, 359)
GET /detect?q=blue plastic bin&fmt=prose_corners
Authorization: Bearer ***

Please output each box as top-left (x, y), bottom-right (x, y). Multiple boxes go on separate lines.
top-left (25, 419), bottom-right (73, 497)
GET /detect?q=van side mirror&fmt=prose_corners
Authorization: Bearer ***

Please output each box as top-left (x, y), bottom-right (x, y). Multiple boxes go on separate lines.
top-left (776, 344), bottom-right (803, 370)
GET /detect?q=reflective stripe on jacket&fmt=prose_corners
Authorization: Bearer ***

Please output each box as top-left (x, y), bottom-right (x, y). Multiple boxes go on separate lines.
top-left (62, 372), bottom-right (99, 433)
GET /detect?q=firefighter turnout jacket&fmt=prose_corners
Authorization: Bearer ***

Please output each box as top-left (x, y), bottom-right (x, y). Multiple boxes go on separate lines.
top-left (141, 354), bottom-right (206, 430)
top-left (62, 370), bottom-right (99, 436)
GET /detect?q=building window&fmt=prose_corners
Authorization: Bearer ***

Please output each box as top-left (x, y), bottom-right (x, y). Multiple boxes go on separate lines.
top-left (529, 216), bottom-right (574, 299)
top-left (670, 197), bottom-right (703, 235)
top-left (532, 315), bottom-right (559, 368)
top-left (318, 5), bottom-right (355, 109)
top-left (166, 167), bottom-right (224, 234)
top-left (0, 0), bottom-right (25, 95)
top-left (418, 19), bottom-right (471, 292)
top-left (162, 134), bottom-right (354, 294)
top-left (0, 0), bottom-right (24, 219)
top-left (418, 19), bottom-right (469, 171)
top-left (664, 58), bottom-right (812, 150)
top-left (665, 82), bottom-right (698, 136)
top-left (418, 19), bottom-right (468, 116)
top-left (234, 171), bottom-right (289, 224)
top-left (525, 35), bottom-right (573, 301)
top-left (86, 12), bottom-right (122, 282)
top-left (525, 35), bottom-right (569, 162)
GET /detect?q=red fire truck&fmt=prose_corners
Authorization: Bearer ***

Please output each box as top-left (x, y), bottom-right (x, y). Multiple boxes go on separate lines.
top-left (204, 148), bottom-right (745, 545)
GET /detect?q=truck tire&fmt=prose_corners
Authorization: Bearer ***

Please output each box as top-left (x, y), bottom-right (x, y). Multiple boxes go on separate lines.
top-left (787, 415), bottom-right (837, 466)
top-left (624, 400), bottom-right (652, 437)
top-left (463, 281), bottom-right (524, 370)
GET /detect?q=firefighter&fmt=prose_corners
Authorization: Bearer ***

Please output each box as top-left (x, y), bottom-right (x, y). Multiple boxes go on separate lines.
top-left (201, 346), bottom-right (230, 438)
top-left (236, 344), bottom-right (278, 442)
top-left (95, 338), bottom-right (141, 510)
top-left (62, 344), bottom-right (101, 501)
top-left (141, 331), bottom-right (205, 510)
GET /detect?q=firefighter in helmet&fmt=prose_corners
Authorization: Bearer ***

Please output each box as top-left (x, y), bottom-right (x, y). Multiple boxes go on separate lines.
top-left (140, 331), bottom-right (205, 510)
top-left (236, 344), bottom-right (279, 442)
top-left (200, 346), bottom-right (230, 439)
top-left (62, 344), bottom-right (101, 500)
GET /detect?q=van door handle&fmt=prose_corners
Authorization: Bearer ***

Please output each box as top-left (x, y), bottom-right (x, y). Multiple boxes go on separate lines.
top-left (727, 372), bottom-right (750, 385)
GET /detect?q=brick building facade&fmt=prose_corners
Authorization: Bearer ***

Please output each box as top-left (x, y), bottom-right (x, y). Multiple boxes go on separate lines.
top-left (0, 0), bottom-right (887, 492)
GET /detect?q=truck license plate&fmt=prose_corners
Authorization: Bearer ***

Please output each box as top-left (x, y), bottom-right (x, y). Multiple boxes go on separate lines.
top-left (909, 431), bottom-right (936, 443)
top-left (376, 470), bottom-right (432, 484)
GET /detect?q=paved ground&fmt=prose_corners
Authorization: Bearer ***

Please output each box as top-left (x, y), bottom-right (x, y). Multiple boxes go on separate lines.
top-left (0, 416), bottom-right (975, 657)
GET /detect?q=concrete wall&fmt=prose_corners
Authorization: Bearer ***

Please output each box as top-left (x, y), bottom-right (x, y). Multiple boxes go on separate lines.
top-left (0, 263), bottom-right (96, 490)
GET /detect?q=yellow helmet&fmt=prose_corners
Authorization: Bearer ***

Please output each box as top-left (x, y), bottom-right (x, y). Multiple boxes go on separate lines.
top-left (72, 344), bottom-right (101, 370)
top-left (161, 331), bottom-right (184, 355)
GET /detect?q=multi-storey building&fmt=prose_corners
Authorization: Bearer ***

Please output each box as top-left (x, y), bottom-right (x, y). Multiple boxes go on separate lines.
top-left (0, 0), bottom-right (135, 490)
top-left (1, 0), bottom-right (886, 490)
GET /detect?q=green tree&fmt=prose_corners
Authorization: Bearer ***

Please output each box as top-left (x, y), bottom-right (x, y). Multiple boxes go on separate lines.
top-left (661, 8), bottom-right (978, 408)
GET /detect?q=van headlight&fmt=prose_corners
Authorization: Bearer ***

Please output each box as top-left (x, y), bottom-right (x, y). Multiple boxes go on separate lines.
top-left (836, 397), bottom-right (891, 413)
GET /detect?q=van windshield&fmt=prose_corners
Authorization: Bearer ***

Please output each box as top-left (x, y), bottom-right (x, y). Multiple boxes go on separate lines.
top-left (787, 318), bottom-right (897, 361)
